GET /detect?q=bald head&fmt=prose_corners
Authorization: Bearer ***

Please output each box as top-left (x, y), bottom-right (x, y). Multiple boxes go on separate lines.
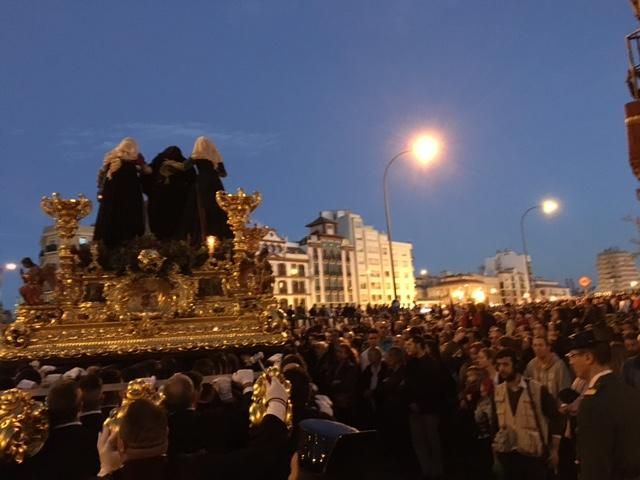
top-left (163, 373), bottom-right (195, 411)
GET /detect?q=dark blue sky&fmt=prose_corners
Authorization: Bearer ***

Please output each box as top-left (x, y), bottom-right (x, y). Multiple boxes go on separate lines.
top-left (0, 1), bottom-right (637, 306)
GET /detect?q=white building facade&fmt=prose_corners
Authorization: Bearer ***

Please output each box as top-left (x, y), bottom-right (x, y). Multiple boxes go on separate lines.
top-left (260, 229), bottom-right (312, 308)
top-left (40, 224), bottom-right (94, 268)
top-left (300, 216), bottom-right (358, 306)
top-left (323, 210), bottom-right (416, 306)
top-left (597, 248), bottom-right (640, 293)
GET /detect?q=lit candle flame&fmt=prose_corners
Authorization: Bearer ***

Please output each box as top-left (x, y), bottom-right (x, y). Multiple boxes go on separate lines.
top-left (206, 236), bottom-right (217, 255)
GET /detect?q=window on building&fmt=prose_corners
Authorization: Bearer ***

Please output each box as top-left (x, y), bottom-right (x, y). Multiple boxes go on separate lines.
top-left (278, 281), bottom-right (287, 294)
top-left (277, 263), bottom-right (286, 276)
top-left (298, 265), bottom-right (306, 277)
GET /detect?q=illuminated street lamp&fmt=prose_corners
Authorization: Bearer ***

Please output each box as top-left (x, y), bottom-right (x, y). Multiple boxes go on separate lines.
top-left (521, 199), bottom-right (560, 301)
top-left (419, 269), bottom-right (428, 276)
top-left (631, 280), bottom-right (639, 289)
top-left (1, 262), bottom-right (18, 308)
top-left (384, 134), bottom-right (442, 301)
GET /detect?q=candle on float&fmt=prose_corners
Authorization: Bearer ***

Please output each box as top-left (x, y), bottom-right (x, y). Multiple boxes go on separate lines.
top-left (206, 236), bottom-right (217, 256)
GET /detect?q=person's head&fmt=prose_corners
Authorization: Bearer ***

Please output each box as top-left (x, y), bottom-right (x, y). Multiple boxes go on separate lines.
top-left (117, 399), bottom-right (168, 462)
top-left (489, 327), bottom-right (503, 346)
top-left (465, 366), bottom-right (481, 386)
top-left (495, 348), bottom-right (520, 383)
top-left (336, 343), bottom-right (353, 363)
top-left (281, 353), bottom-right (308, 373)
top-left (468, 342), bottom-right (484, 363)
top-left (476, 348), bottom-right (496, 370)
top-left (163, 373), bottom-right (195, 411)
top-left (283, 366), bottom-right (313, 410)
top-left (532, 322), bottom-right (547, 339)
top-left (367, 329), bottom-right (380, 349)
top-left (183, 371), bottom-right (203, 402)
top-left (623, 332), bottom-right (639, 357)
top-left (385, 347), bottom-right (405, 369)
top-left (20, 257), bottom-right (35, 269)
top-left (479, 378), bottom-right (494, 398)
top-left (47, 379), bottom-right (81, 426)
top-left (367, 346), bottom-right (383, 366)
top-left (532, 336), bottom-right (551, 360)
top-left (78, 374), bottom-right (103, 412)
top-left (405, 335), bottom-right (426, 358)
top-left (568, 342), bottom-right (612, 380)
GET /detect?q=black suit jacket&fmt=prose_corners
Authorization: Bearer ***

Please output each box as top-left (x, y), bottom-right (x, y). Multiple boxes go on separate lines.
top-left (577, 373), bottom-right (640, 480)
top-left (30, 423), bottom-right (99, 480)
top-left (168, 409), bottom-right (207, 456)
top-left (80, 411), bottom-right (106, 439)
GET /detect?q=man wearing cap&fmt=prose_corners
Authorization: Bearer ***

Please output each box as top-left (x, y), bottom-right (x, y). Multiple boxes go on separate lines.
top-left (568, 330), bottom-right (640, 480)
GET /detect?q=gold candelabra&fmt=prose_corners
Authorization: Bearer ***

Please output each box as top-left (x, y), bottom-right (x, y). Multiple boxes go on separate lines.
top-left (41, 193), bottom-right (92, 319)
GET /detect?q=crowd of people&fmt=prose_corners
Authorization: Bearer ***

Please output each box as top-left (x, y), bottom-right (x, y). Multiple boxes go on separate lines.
top-left (2, 293), bottom-right (640, 479)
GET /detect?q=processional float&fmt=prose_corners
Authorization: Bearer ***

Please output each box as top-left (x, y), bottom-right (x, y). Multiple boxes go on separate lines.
top-left (0, 188), bottom-right (288, 361)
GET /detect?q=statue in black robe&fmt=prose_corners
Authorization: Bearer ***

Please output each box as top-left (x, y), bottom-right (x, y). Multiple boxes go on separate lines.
top-left (180, 136), bottom-right (233, 245)
top-left (94, 137), bottom-right (150, 248)
top-left (144, 146), bottom-right (194, 241)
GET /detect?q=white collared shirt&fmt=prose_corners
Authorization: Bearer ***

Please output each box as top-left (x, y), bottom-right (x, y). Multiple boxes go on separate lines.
top-left (587, 369), bottom-right (613, 389)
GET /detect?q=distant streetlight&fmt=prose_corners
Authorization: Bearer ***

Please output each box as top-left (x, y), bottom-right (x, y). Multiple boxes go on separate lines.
top-left (1, 262), bottom-right (18, 308)
top-left (419, 269), bottom-right (428, 276)
top-left (631, 280), bottom-right (639, 289)
top-left (521, 198), bottom-right (560, 300)
top-left (384, 134), bottom-right (443, 301)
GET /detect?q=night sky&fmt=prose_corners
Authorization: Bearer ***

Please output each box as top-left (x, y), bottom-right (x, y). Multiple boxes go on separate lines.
top-left (0, 1), bottom-right (637, 306)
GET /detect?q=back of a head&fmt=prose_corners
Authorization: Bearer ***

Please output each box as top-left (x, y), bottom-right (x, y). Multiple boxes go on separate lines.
top-left (284, 366), bottom-right (312, 409)
top-left (47, 379), bottom-right (80, 426)
top-left (163, 374), bottom-right (194, 411)
top-left (78, 374), bottom-right (103, 411)
top-left (120, 399), bottom-right (168, 453)
top-left (183, 370), bottom-right (203, 392)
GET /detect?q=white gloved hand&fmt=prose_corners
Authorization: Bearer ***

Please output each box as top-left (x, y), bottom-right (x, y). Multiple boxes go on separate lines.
top-left (212, 377), bottom-right (233, 403)
top-left (232, 369), bottom-right (255, 394)
top-left (314, 394), bottom-right (334, 417)
top-left (265, 377), bottom-right (289, 422)
top-left (63, 367), bottom-right (86, 380)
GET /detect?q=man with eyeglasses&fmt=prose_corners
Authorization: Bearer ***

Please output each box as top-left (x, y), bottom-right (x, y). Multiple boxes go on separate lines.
top-left (567, 329), bottom-right (640, 480)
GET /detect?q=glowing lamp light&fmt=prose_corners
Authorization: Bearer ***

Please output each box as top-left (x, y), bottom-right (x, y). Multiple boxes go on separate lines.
top-left (412, 135), bottom-right (441, 165)
top-left (472, 289), bottom-right (486, 303)
top-left (541, 199), bottom-right (559, 215)
top-left (4, 263), bottom-right (17, 271)
top-left (420, 269), bottom-right (428, 276)
top-left (549, 296), bottom-right (558, 302)
top-left (206, 236), bottom-right (217, 256)
top-left (290, 267), bottom-right (299, 276)
top-left (489, 288), bottom-right (498, 294)
top-left (631, 280), bottom-right (639, 288)
top-left (452, 289), bottom-right (464, 301)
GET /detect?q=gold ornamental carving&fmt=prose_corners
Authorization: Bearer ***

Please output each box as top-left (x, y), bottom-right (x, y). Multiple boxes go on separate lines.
top-left (0, 389), bottom-right (49, 464)
top-left (249, 366), bottom-right (293, 430)
top-left (0, 189), bottom-right (287, 360)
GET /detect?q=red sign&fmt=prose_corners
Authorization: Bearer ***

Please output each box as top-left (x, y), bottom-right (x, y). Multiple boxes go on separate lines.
top-left (579, 276), bottom-right (592, 288)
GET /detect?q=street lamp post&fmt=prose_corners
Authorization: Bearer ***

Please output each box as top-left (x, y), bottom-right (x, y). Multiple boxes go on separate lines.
top-left (383, 135), bottom-right (441, 302)
top-left (0, 262), bottom-right (18, 308)
top-left (520, 199), bottom-right (559, 301)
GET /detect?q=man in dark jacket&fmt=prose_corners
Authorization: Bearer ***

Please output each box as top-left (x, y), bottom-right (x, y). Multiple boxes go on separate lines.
top-left (30, 379), bottom-right (100, 479)
top-left (405, 335), bottom-right (444, 480)
top-left (79, 374), bottom-right (106, 442)
top-left (568, 330), bottom-right (640, 480)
